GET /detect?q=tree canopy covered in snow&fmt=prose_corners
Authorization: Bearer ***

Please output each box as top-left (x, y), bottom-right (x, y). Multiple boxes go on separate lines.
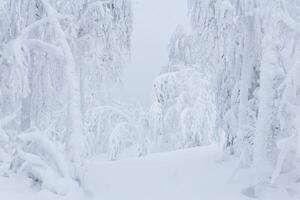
top-left (0, 0), bottom-right (133, 193)
top-left (160, 0), bottom-right (300, 197)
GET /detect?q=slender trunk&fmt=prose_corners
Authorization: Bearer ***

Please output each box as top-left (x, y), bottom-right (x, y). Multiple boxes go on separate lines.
top-left (20, 94), bottom-right (31, 131)
top-left (254, 7), bottom-right (278, 194)
top-left (238, 15), bottom-right (255, 166)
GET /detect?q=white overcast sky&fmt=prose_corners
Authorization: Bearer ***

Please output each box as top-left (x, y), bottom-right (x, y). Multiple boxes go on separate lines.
top-left (121, 0), bottom-right (189, 106)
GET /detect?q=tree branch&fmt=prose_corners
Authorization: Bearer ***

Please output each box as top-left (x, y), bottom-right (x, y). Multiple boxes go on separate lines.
top-left (26, 39), bottom-right (63, 57)
top-left (77, 0), bottom-right (112, 26)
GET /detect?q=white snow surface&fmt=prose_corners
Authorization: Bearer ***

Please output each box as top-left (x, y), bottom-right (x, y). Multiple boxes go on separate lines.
top-left (2, 145), bottom-right (298, 200)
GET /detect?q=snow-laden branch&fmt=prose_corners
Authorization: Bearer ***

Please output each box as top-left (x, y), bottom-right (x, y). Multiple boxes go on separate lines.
top-left (0, 108), bottom-right (20, 127)
top-left (278, 0), bottom-right (300, 32)
top-left (20, 18), bottom-right (50, 39)
top-left (85, 105), bottom-right (132, 123)
top-left (18, 150), bottom-right (50, 172)
top-left (19, 131), bottom-right (69, 178)
top-left (17, 149), bottom-right (74, 195)
top-left (109, 121), bottom-right (137, 160)
top-left (25, 39), bottom-right (64, 57)
top-left (11, 16), bottom-right (65, 59)
top-left (77, 0), bottom-right (112, 26)
top-left (0, 108), bottom-right (20, 145)
top-left (19, 13), bottom-right (71, 39)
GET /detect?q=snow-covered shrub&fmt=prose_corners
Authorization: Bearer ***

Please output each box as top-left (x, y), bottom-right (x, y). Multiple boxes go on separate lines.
top-left (108, 122), bottom-right (137, 160)
top-left (10, 127), bottom-right (76, 195)
top-left (0, 107), bottom-right (74, 194)
top-left (151, 67), bottom-right (215, 150)
top-left (0, 109), bottom-right (19, 175)
top-left (179, 107), bottom-right (199, 148)
top-left (85, 105), bottom-right (132, 155)
top-left (85, 103), bottom-right (149, 160)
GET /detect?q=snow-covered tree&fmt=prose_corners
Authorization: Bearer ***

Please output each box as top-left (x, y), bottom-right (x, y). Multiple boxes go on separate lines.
top-left (0, 0), bottom-right (132, 194)
top-left (254, 0), bottom-right (300, 195)
top-left (187, 0), bottom-right (300, 197)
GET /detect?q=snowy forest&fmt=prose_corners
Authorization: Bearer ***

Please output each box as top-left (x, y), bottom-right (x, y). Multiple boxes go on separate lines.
top-left (0, 0), bottom-right (300, 199)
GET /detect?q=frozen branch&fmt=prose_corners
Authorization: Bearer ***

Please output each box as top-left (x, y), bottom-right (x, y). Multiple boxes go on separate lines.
top-left (26, 39), bottom-right (64, 57)
top-left (77, 0), bottom-right (112, 26)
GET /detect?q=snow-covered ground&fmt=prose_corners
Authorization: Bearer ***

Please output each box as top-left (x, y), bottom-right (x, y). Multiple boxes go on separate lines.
top-left (3, 145), bottom-right (294, 200)
top-left (84, 145), bottom-right (252, 200)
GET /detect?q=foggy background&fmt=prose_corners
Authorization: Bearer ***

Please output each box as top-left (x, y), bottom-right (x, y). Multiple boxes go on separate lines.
top-left (122, 0), bottom-right (189, 106)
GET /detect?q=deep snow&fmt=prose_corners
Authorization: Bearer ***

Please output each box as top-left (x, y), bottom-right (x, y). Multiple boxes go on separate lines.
top-left (1, 145), bottom-right (299, 200)
top-left (84, 145), bottom-right (252, 200)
